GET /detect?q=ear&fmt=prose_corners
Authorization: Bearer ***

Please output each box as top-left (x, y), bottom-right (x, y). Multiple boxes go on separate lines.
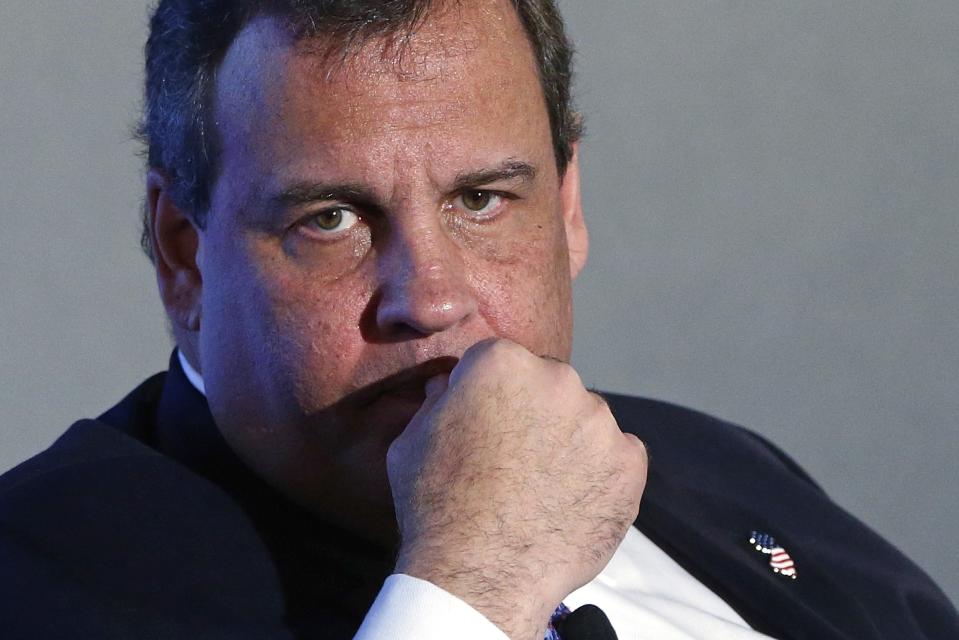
top-left (559, 143), bottom-right (588, 279)
top-left (146, 169), bottom-right (203, 334)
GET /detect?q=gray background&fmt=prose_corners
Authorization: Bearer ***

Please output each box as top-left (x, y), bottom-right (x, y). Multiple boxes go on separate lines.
top-left (1, 0), bottom-right (956, 606)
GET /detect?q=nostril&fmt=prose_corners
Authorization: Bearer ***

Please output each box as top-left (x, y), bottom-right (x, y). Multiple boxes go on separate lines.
top-left (373, 275), bottom-right (477, 339)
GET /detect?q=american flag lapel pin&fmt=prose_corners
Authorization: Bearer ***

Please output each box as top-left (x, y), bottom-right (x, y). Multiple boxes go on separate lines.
top-left (749, 531), bottom-right (798, 580)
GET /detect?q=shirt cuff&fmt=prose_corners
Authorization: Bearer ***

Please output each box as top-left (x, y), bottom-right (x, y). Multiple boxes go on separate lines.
top-left (354, 574), bottom-right (510, 640)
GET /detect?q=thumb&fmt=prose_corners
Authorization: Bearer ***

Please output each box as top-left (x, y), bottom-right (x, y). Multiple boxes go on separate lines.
top-left (424, 373), bottom-right (450, 400)
top-left (404, 373), bottom-right (450, 430)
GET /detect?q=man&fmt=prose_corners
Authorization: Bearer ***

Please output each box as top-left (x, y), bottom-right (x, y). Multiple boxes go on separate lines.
top-left (0, 1), bottom-right (955, 638)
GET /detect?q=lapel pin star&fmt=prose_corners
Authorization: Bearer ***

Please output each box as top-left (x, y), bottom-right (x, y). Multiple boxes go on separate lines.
top-left (749, 531), bottom-right (798, 580)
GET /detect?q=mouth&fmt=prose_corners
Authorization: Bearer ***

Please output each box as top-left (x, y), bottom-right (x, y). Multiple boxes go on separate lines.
top-left (331, 357), bottom-right (457, 440)
top-left (378, 379), bottom-right (428, 404)
top-left (345, 356), bottom-right (459, 412)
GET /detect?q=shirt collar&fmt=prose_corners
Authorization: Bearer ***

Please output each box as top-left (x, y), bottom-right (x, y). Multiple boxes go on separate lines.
top-left (177, 348), bottom-right (206, 397)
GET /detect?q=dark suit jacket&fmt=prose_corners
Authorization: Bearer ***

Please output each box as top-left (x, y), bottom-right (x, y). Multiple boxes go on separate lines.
top-left (1, 354), bottom-right (955, 639)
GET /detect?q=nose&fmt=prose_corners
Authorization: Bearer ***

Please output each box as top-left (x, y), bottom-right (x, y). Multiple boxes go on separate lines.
top-left (374, 226), bottom-right (477, 337)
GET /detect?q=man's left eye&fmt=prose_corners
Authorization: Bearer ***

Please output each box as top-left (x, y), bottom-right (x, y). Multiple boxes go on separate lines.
top-left (456, 190), bottom-right (503, 218)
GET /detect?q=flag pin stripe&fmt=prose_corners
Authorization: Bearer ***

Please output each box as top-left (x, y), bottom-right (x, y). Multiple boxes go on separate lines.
top-left (749, 531), bottom-right (798, 580)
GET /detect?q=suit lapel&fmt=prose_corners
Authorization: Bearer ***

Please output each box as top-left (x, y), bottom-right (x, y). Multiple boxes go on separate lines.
top-left (149, 353), bottom-right (395, 634)
top-left (634, 474), bottom-right (879, 639)
top-left (607, 393), bottom-right (884, 640)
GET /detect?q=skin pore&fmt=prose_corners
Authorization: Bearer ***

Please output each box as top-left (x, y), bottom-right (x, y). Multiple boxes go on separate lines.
top-left (150, 0), bottom-right (588, 545)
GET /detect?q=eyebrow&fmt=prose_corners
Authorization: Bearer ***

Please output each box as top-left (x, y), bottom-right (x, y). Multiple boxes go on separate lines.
top-left (451, 160), bottom-right (538, 192)
top-left (269, 183), bottom-right (381, 212)
top-left (265, 159), bottom-right (539, 216)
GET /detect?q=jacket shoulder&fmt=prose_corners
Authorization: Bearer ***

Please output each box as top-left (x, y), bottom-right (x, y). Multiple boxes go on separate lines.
top-left (603, 393), bottom-right (959, 638)
top-left (603, 392), bottom-right (822, 490)
top-left (0, 380), bottom-right (289, 638)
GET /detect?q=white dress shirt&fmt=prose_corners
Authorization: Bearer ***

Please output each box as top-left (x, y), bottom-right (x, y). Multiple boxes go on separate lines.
top-left (178, 351), bottom-right (775, 639)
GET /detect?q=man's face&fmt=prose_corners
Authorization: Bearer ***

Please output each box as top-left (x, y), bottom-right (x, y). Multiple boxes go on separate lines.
top-left (192, 0), bottom-right (586, 540)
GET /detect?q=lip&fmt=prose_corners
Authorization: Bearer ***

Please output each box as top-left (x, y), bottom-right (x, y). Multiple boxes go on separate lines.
top-left (379, 379), bottom-right (428, 404)
top-left (345, 356), bottom-right (459, 409)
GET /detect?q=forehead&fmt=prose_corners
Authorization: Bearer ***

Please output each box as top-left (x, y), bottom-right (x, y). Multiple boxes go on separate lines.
top-left (213, 0), bottom-right (550, 166)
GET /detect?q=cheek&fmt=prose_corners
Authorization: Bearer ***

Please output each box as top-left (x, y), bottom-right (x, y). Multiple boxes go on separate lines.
top-left (469, 217), bottom-right (574, 357)
top-left (202, 233), bottom-right (373, 412)
top-left (261, 269), bottom-right (374, 405)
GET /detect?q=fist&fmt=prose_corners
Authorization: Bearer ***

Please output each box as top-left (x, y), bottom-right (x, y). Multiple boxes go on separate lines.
top-left (387, 339), bottom-right (648, 639)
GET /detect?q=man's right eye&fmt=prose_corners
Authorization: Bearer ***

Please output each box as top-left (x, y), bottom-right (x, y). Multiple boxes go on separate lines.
top-left (304, 208), bottom-right (359, 234)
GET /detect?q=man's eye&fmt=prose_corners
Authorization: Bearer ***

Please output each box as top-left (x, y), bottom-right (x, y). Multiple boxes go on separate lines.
top-left (456, 190), bottom-right (503, 218)
top-left (305, 208), bottom-right (359, 233)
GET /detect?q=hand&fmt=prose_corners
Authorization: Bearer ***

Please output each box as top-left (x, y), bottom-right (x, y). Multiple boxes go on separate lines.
top-left (387, 338), bottom-right (648, 640)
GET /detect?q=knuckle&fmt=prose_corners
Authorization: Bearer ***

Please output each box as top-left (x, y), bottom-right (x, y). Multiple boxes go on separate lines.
top-left (477, 337), bottom-right (522, 364)
top-left (457, 339), bottom-right (517, 382)
top-left (463, 337), bottom-right (500, 361)
top-left (589, 391), bottom-right (613, 417)
top-left (589, 390), bottom-right (610, 407)
top-left (552, 361), bottom-right (583, 389)
top-left (624, 433), bottom-right (649, 464)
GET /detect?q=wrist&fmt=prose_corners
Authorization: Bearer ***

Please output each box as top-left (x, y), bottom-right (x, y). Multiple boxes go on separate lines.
top-left (395, 546), bottom-right (555, 640)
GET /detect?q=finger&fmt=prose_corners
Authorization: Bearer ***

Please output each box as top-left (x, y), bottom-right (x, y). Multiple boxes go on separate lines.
top-left (404, 373), bottom-right (450, 430)
top-left (425, 373), bottom-right (450, 399)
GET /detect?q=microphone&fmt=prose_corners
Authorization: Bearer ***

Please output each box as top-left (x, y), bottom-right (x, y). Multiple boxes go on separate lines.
top-left (555, 604), bottom-right (619, 640)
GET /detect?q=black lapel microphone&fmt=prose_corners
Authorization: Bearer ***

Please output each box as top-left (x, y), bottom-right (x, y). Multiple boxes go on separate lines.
top-left (555, 604), bottom-right (619, 640)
